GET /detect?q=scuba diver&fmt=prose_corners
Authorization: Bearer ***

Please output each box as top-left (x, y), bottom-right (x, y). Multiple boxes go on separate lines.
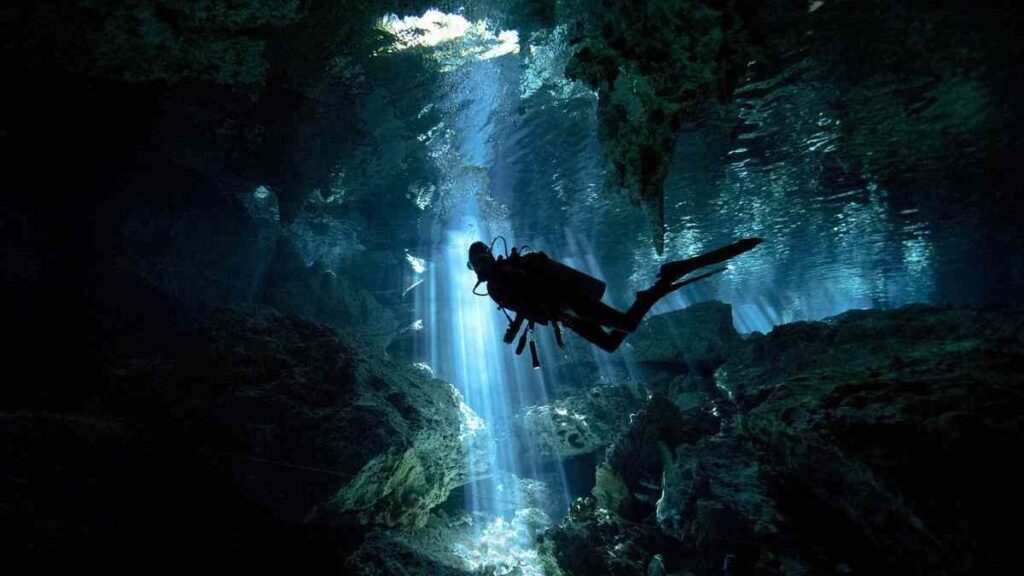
top-left (467, 236), bottom-right (762, 365)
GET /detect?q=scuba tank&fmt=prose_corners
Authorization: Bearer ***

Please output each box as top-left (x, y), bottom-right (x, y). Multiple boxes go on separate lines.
top-left (524, 253), bottom-right (606, 301)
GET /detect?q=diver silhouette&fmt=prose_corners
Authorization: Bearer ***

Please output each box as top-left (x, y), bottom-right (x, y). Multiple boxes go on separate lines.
top-left (467, 237), bottom-right (762, 364)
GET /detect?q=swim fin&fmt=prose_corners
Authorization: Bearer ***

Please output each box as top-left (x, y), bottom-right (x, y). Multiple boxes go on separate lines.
top-left (634, 266), bottom-right (726, 306)
top-left (657, 237), bottom-right (762, 284)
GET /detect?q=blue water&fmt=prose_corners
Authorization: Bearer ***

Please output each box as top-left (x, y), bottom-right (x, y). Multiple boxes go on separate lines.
top-left (379, 4), bottom-right (1024, 571)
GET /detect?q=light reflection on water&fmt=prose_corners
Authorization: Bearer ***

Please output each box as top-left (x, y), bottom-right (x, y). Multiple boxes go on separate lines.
top-left (496, 29), bottom-right (1023, 334)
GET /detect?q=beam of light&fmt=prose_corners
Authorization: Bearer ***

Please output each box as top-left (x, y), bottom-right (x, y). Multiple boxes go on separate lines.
top-left (416, 215), bottom-right (567, 576)
top-left (399, 31), bottom-right (569, 573)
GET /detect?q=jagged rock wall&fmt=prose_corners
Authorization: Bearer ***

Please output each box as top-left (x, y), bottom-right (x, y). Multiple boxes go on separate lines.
top-left (133, 305), bottom-right (490, 529)
top-left (1, 271), bottom-right (491, 562)
top-left (3, 0), bottom-right (443, 364)
top-left (262, 232), bottom-right (401, 349)
top-left (347, 474), bottom-right (563, 576)
top-left (124, 185), bottom-right (284, 306)
top-left (543, 303), bottom-right (1024, 576)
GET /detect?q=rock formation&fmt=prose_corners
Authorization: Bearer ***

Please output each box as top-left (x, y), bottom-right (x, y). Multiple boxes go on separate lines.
top-left (543, 304), bottom-right (1024, 576)
top-left (1, 269), bottom-right (490, 563)
top-left (515, 384), bottom-right (641, 460)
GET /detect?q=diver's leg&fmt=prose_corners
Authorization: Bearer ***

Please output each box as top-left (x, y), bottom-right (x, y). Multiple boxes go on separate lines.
top-left (566, 298), bottom-right (633, 332)
top-left (565, 291), bottom-right (663, 334)
top-left (605, 267), bottom-right (729, 332)
top-left (566, 267), bottom-right (727, 335)
top-left (561, 315), bottom-right (629, 352)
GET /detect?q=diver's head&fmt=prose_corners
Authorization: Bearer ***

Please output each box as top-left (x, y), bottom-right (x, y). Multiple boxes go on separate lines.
top-left (467, 241), bottom-right (495, 280)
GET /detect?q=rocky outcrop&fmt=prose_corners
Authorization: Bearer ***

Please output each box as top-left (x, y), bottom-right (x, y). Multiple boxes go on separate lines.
top-left (347, 514), bottom-right (476, 576)
top-left (12, 0), bottom-right (303, 86)
top-left (630, 300), bottom-right (742, 410)
top-left (514, 384), bottom-right (641, 460)
top-left (539, 496), bottom-right (677, 576)
top-left (596, 395), bottom-right (721, 519)
top-left (348, 474), bottom-right (563, 576)
top-left (543, 304), bottom-right (1024, 576)
top-left (723, 306), bottom-right (1024, 574)
top-left (630, 301), bottom-right (742, 368)
top-left (120, 306), bottom-right (489, 529)
top-left (1, 272), bottom-right (491, 562)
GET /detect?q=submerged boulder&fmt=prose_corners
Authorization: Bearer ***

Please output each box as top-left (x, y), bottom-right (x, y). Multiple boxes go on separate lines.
top-left (1, 268), bottom-right (493, 565)
top-left (630, 301), bottom-right (742, 368)
top-left (514, 384), bottom-right (641, 460)
top-left (629, 300), bottom-right (743, 408)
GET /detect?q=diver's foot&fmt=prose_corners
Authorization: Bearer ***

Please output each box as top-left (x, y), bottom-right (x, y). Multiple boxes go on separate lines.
top-left (635, 284), bottom-right (669, 303)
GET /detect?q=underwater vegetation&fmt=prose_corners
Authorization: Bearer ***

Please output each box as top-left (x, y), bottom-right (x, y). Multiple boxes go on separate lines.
top-left (1, 0), bottom-right (1022, 574)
